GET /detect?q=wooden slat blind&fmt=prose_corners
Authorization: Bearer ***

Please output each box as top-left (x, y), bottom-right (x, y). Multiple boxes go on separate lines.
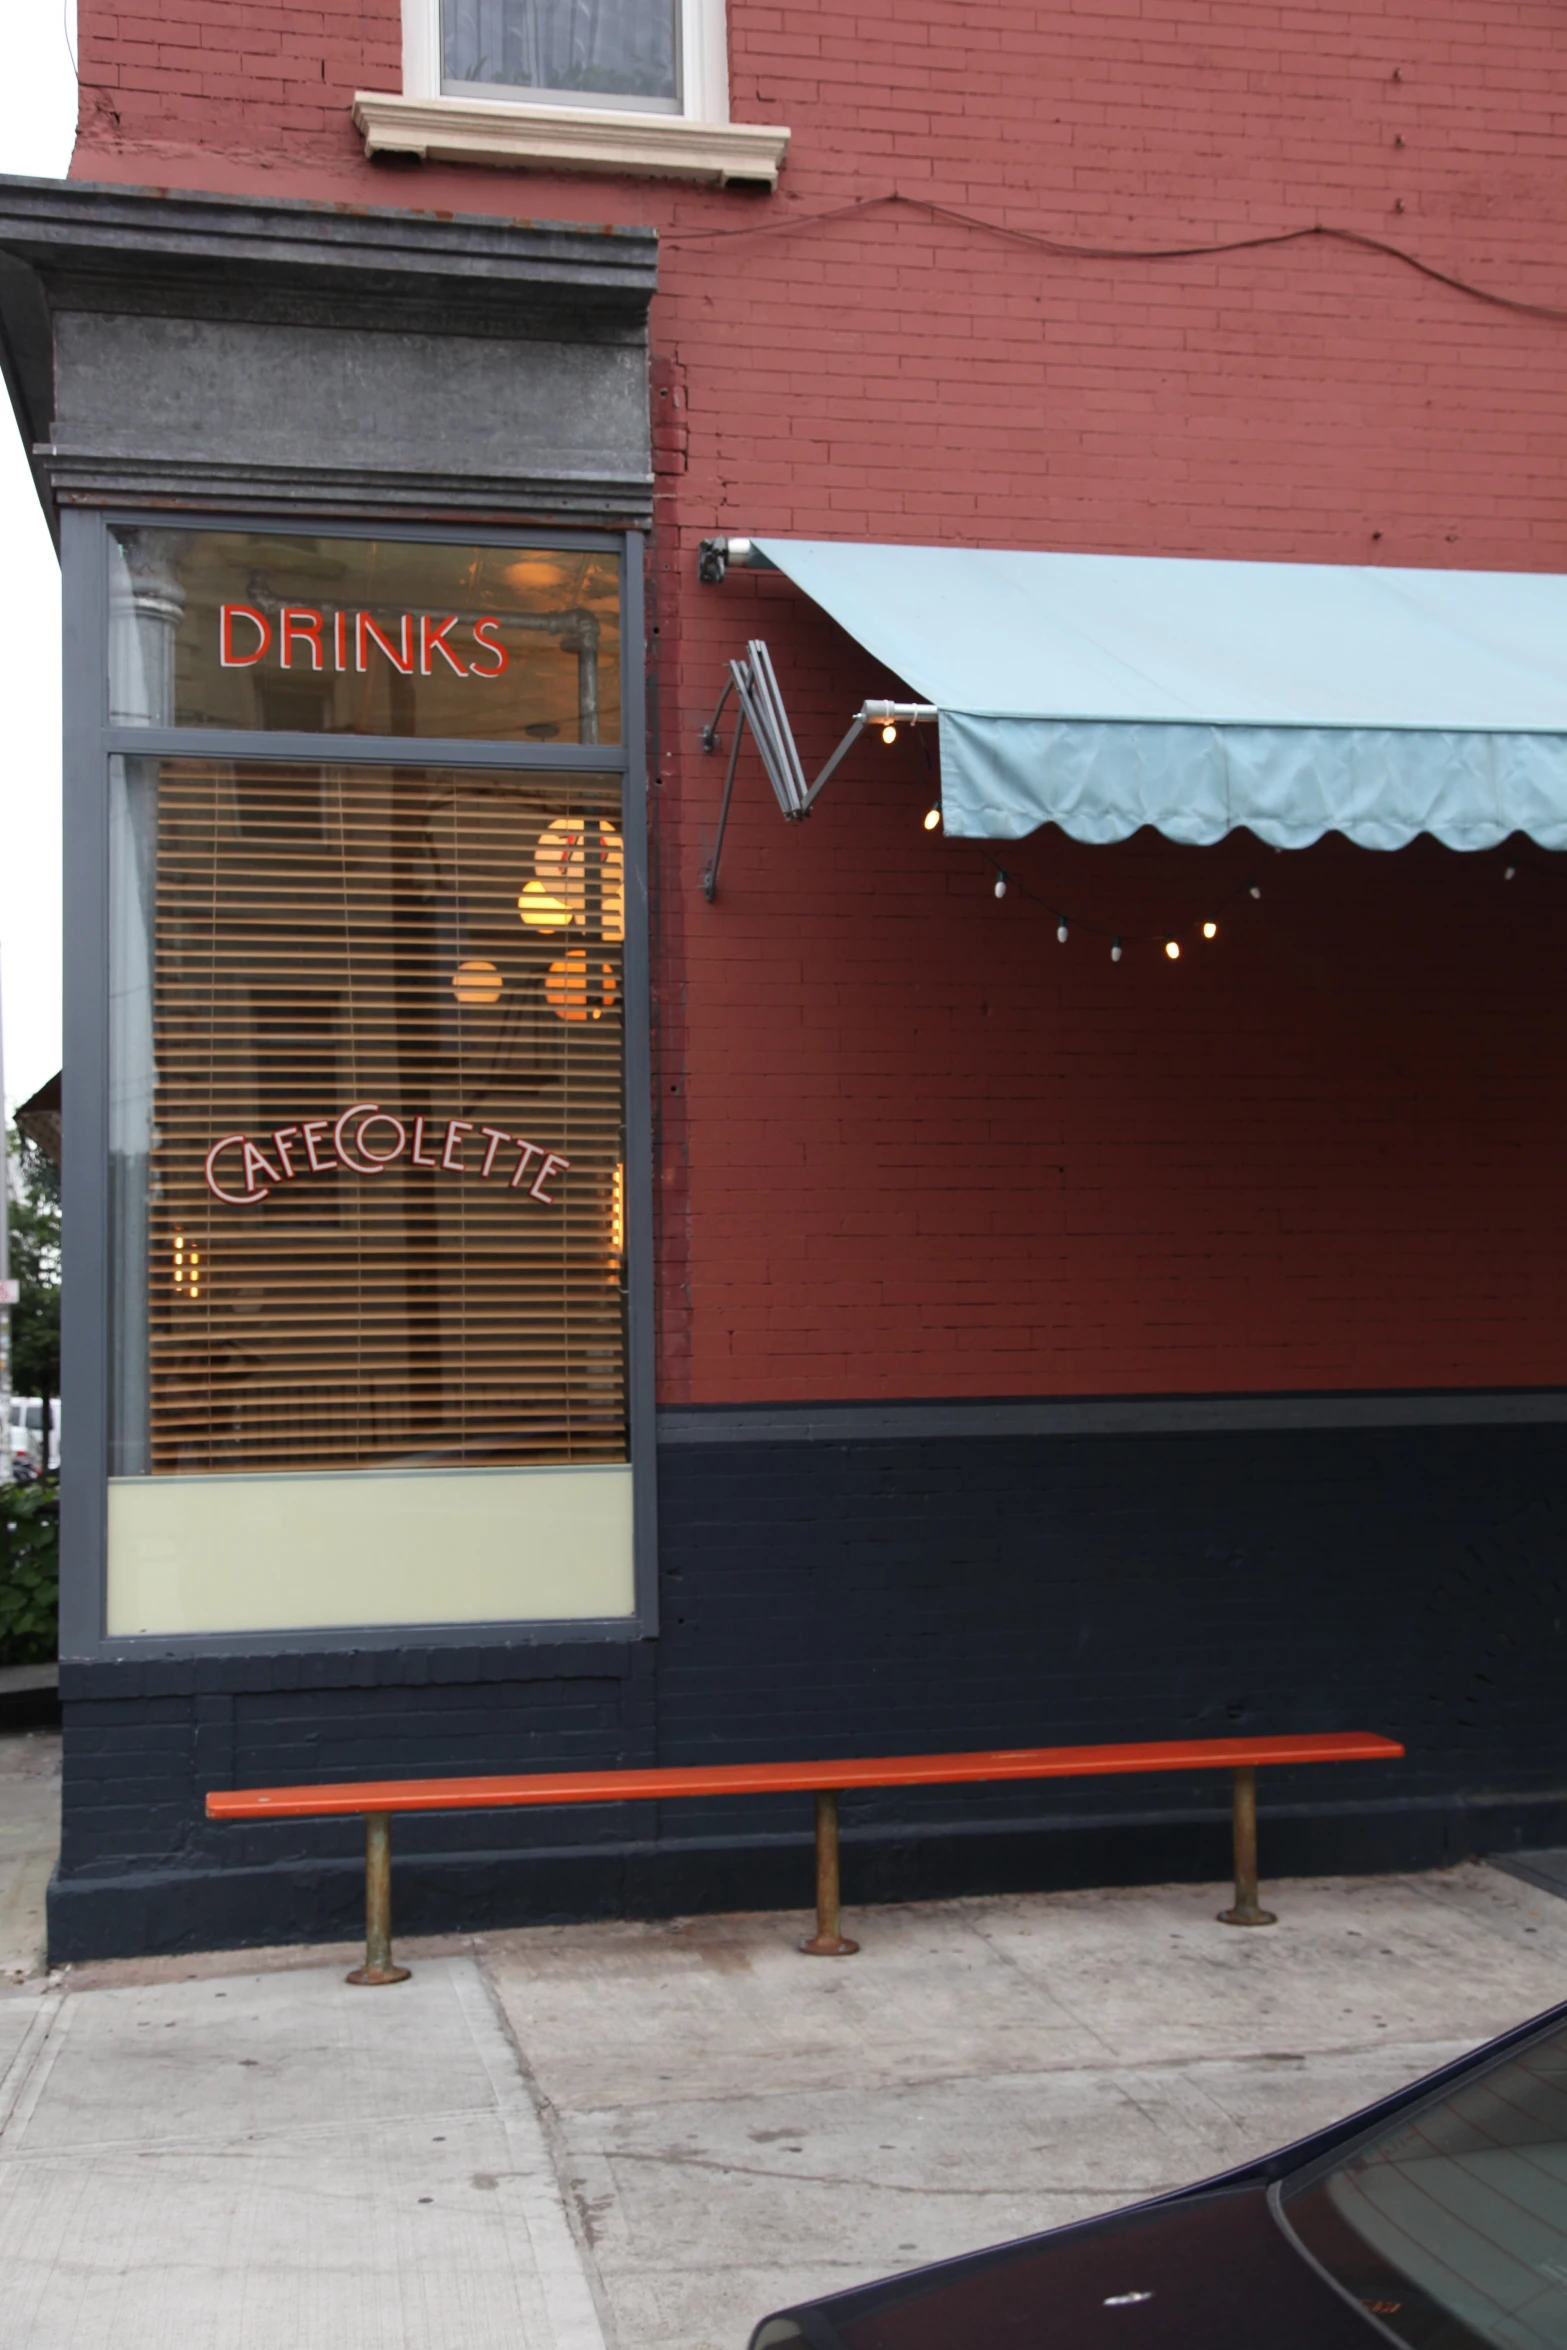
top-left (146, 758), bottom-right (627, 1475)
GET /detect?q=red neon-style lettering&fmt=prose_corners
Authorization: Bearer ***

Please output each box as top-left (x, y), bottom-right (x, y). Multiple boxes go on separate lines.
top-left (421, 615), bottom-right (466, 677)
top-left (529, 1152), bottom-right (571, 1206)
top-left (410, 1116), bottom-right (438, 1168)
top-left (280, 609), bottom-right (324, 671)
top-left (220, 605), bottom-right (271, 667)
top-left (478, 1125), bottom-right (511, 1178)
top-left (271, 1127), bottom-right (301, 1179)
top-left (242, 1140), bottom-right (283, 1193)
top-left (509, 1138), bottom-right (544, 1191)
top-left (333, 611), bottom-right (348, 672)
top-left (301, 1119), bottom-right (336, 1174)
top-left (441, 1119), bottom-right (473, 1171)
top-left (469, 618), bottom-right (508, 677)
top-left (205, 1133), bottom-right (267, 1204)
top-left (358, 611), bottom-right (414, 675)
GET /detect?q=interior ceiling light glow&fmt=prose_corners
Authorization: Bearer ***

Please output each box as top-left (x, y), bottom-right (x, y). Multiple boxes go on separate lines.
top-left (451, 958), bottom-right (503, 1006)
top-left (518, 879), bottom-right (575, 930)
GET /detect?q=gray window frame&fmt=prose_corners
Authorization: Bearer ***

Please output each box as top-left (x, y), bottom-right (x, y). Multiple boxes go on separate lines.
top-left (60, 508), bottom-right (657, 1658)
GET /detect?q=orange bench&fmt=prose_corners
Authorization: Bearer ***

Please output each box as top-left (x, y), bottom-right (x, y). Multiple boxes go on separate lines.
top-left (207, 1731), bottom-right (1403, 1985)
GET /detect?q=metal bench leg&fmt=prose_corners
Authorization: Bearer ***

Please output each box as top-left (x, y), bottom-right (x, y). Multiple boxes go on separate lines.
top-left (799, 1790), bottom-right (859, 1956)
top-left (1218, 1765), bottom-right (1277, 1927)
top-left (347, 1811), bottom-right (412, 1985)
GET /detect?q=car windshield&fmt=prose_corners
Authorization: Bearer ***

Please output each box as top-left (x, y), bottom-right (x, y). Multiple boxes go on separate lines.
top-left (1280, 2010), bottom-right (1567, 2350)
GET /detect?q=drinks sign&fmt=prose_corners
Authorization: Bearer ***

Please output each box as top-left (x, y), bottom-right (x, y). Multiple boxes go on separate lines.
top-left (220, 603), bottom-right (513, 680)
top-left (204, 1103), bottom-right (570, 1208)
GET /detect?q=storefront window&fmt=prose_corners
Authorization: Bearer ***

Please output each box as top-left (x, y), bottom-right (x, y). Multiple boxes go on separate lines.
top-left (101, 528), bottom-right (637, 1639)
top-left (108, 528), bottom-right (622, 742)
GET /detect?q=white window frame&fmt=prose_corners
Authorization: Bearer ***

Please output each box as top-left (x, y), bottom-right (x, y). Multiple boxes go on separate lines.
top-left (359, 0), bottom-right (784, 186)
top-left (403, 0), bottom-right (730, 123)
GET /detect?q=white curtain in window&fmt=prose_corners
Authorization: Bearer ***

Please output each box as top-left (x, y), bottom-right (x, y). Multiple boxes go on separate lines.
top-left (443, 0), bottom-right (677, 100)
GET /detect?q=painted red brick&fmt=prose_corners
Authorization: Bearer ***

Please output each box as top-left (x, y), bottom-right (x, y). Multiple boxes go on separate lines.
top-left (68, 0), bottom-right (1567, 1401)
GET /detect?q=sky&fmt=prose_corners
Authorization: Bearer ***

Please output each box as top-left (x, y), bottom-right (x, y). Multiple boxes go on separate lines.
top-left (0, 4), bottom-right (75, 1115)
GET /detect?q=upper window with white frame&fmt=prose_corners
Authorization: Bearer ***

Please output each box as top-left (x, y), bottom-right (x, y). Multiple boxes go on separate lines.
top-left (371, 0), bottom-right (782, 185)
top-left (436, 0), bottom-right (727, 120)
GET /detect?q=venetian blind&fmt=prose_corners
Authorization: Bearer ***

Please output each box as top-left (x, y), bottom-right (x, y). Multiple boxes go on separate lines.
top-left (145, 757), bottom-right (627, 1474)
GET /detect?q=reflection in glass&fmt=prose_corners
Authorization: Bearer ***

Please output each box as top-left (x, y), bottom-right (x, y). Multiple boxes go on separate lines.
top-left (1283, 2011), bottom-right (1567, 2350)
top-left (107, 530), bottom-right (622, 743)
top-left (109, 758), bottom-right (629, 1478)
top-left (442, 0), bottom-right (679, 107)
top-left (108, 757), bottom-right (159, 1473)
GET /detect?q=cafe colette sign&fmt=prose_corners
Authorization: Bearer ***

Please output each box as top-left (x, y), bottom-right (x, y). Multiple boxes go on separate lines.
top-left (204, 1104), bottom-right (570, 1207)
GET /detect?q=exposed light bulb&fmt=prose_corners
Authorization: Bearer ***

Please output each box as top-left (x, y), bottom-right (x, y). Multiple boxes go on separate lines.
top-left (1247, 878), bottom-right (1261, 900)
top-left (923, 806), bottom-right (942, 832)
top-left (1164, 939), bottom-right (1180, 960)
top-left (994, 873), bottom-right (1008, 899)
top-left (1056, 917), bottom-right (1069, 944)
top-left (1111, 938), bottom-right (1123, 963)
top-left (1505, 863), bottom-right (1518, 881)
top-left (881, 722), bottom-right (898, 744)
top-left (1202, 919), bottom-right (1218, 940)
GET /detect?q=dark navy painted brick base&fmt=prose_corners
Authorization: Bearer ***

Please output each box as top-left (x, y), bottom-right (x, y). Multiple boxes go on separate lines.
top-left (48, 1424), bottom-right (1567, 1959)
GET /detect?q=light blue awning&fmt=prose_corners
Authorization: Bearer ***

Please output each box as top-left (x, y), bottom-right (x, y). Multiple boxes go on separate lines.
top-left (750, 539), bottom-right (1567, 850)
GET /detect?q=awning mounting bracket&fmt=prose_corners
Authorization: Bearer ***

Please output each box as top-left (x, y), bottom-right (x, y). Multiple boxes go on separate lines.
top-left (701, 639), bottom-right (935, 901)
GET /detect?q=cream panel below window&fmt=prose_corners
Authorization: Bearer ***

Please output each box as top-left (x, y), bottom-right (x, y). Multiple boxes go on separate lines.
top-left (107, 1464), bottom-right (634, 1635)
top-left (352, 91), bottom-right (788, 186)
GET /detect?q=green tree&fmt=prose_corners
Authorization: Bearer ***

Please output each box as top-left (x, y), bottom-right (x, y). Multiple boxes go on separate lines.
top-left (0, 1482), bottom-right (57, 1662)
top-left (7, 1125), bottom-right (60, 1410)
top-left (3, 1128), bottom-right (59, 1659)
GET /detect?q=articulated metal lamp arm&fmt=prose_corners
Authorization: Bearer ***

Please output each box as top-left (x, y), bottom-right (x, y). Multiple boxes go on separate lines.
top-left (700, 641), bottom-right (939, 900)
top-left (799, 716), bottom-right (868, 813)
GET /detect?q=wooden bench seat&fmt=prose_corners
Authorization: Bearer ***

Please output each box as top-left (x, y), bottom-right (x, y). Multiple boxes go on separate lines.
top-left (207, 1730), bottom-right (1403, 1984)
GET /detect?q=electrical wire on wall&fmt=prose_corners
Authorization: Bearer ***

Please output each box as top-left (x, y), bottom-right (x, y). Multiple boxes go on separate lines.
top-left (663, 190), bottom-right (1567, 331)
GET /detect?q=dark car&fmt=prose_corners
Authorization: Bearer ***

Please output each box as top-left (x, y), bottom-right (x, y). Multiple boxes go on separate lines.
top-left (749, 1993), bottom-right (1567, 2350)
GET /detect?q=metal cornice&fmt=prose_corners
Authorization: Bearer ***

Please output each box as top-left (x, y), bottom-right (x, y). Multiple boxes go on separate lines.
top-left (0, 172), bottom-right (659, 310)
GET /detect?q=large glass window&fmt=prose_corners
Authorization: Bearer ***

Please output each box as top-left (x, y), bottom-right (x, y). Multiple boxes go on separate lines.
top-left (109, 529), bottom-right (621, 742)
top-left (111, 756), bottom-right (626, 1478)
top-left (441, 0), bottom-right (680, 109)
top-left (101, 528), bottom-right (637, 1639)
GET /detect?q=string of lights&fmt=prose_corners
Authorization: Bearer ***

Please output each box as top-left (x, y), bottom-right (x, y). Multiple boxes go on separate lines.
top-left (917, 798), bottom-right (1263, 961)
top-left (886, 725), bottom-right (1543, 958)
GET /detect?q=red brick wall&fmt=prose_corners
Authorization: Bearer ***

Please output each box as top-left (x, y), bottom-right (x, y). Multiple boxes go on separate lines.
top-left (69, 0), bottom-right (1567, 1399)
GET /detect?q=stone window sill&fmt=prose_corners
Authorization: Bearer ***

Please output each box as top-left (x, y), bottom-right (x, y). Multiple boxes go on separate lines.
top-left (352, 93), bottom-right (789, 188)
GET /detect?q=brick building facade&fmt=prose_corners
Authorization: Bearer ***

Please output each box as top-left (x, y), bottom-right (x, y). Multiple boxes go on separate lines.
top-left (4, 0), bottom-right (1567, 1954)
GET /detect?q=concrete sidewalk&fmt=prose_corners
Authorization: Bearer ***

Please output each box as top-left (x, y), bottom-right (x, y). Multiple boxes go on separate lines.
top-left (3, 1752), bottom-right (1567, 2349)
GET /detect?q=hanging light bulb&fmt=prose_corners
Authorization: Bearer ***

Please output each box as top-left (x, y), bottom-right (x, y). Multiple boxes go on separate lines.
top-left (1202, 919), bottom-right (1218, 940)
top-left (1111, 938), bottom-right (1123, 963)
top-left (1164, 939), bottom-right (1181, 960)
top-left (1505, 863), bottom-right (1518, 881)
top-left (1056, 916), bottom-right (1069, 944)
top-left (994, 872), bottom-right (1008, 899)
top-left (922, 806), bottom-right (942, 832)
top-left (1247, 878), bottom-right (1262, 900)
top-left (881, 721), bottom-right (898, 745)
